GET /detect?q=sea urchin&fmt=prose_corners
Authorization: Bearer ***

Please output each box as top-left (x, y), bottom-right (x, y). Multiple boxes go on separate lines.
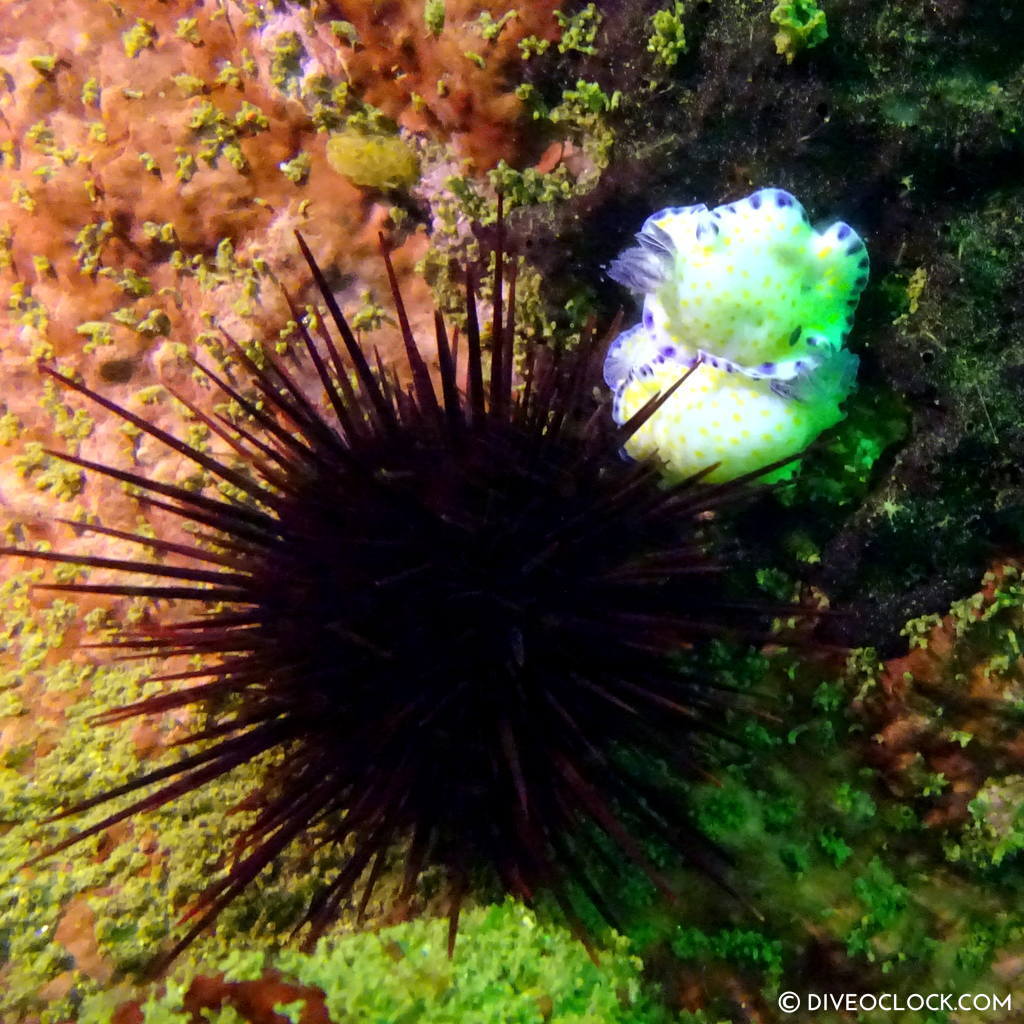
top-left (10, 212), bottom-right (796, 969)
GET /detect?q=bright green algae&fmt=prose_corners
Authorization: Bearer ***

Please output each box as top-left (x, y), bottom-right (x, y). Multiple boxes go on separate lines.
top-left (0, 572), bottom-right (336, 1020)
top-left (77, 903), bottom-right (660, 1024)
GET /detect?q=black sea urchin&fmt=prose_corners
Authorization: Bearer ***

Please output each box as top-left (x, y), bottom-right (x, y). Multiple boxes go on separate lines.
top-left (10, 214), bottom-right (795, 969)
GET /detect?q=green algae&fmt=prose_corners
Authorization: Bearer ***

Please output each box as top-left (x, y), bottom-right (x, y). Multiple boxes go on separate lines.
top-left (29, 55), bottom-right (58, 77)
top-left (325, 130), bottom-right (420, 191)
top-left (278, 151), bottom-right (311, 184)
top-left (173, 18), bottom-right (203, 47)
top-left (665, 570), bottom-right (1024, 1018)
top-left (268, 31), bottom-right (306, 94)
top-left (75, 903), bottom-right (661, 1024)
top-left (770, 0), bottom-right (828, 64)
top-left (647, 2), bottom-right (689, 68)
top-left (555, 4), bottom-right (602, 56)
top-left (0, 569), bottom-right (363, 1022)
top-left (121, 19), bottom-right (157, 60)
top-left (423, 0), bottom-right (446, 39)
top-left (11, 443), bottom-right (83, 499)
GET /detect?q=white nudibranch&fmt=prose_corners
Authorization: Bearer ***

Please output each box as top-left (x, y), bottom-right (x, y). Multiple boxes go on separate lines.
top-left (604, 187), bottom-right (867, 482)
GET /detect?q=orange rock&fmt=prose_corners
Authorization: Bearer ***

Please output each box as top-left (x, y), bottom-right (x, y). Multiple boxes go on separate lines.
top-left (185, 971), bottom-right (332, 1024)
top-left (54, 893), bottom-right (114, 985)
top-left (330, 0), bottom-right (561, 171)
top-left (862, 559), bottom-right (1024, 822)
top-left (0, 0), bottom-right (538, 571)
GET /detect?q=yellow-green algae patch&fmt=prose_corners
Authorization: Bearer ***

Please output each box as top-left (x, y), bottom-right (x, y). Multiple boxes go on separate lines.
top-left (770, 0), bottom-right (828, 63)
top-left (75, 902), bottom-right (652, 1024)
top-left (326, 130), bottom-right (421, 190)
top-left (0, 571), bottom-right (368, 1022)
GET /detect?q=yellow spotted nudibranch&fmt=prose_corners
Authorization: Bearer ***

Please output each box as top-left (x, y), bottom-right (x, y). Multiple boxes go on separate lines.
top-left (604, 188), bottom-right (867, 482)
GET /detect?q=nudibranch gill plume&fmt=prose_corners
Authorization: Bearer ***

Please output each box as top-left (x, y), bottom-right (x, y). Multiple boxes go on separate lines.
top-left (605, 188), bottom-right (867, 482)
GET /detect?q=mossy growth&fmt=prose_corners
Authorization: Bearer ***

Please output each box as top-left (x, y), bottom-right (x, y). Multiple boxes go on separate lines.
top-left (770, 0), bottom-right (828, 64)
top-left (325, 129), bottom-right (420, 190)
top-left (11, 441), bottom-right (84, 499)
top-left (0, 407), bottom-right (23, 444)
top-left (0, 570), bottom-right (372, 1022)
top-left (28, 54), bottom-right (58, 77)
top-left (774, 384), bottom-right (909, 510)
top-left (79, 903), bottom-right (663, 1024)
top-left (955, 775), bottom-right (1024, 870)
top-left (279, 151), bottom-right (312, 184)
top-left (648, 2), bottom-right (689, 68)
top-left (555, 4), bottom-right (602, 56)
top-left (268, 31), bottom-right (306, 94)
top-left (423, 0), bottom-right (446, 39)
top-left (121, 18), bottom-right (157, 60)
top-left (594, 618), bottom-right (1024, 1020)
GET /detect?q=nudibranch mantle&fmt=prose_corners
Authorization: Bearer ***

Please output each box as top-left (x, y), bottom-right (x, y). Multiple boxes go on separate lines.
top-left (604, 187), bottom-right (867, 482)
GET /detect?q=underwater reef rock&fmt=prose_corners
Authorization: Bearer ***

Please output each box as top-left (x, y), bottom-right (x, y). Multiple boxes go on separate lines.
top-left (305, 0), bottom-right (563, 170)
top-left (2, 0), bottom-right (1024, 1020)
top-left (858, 561), bottom-right (1024, 830)
top-left (0, 0), bottom-right (564, 564)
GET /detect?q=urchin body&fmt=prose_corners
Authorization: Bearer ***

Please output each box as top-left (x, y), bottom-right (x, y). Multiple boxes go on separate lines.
top-left (9, 220), bottom-right (787, 968)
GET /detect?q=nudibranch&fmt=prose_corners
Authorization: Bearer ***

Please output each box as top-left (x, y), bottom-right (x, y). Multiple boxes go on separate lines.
top-left (604, 187), bottom-right (867, 482)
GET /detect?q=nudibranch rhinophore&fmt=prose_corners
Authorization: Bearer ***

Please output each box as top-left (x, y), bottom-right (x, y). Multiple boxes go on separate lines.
top-left (604, 187), bottom-right (867, 482)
